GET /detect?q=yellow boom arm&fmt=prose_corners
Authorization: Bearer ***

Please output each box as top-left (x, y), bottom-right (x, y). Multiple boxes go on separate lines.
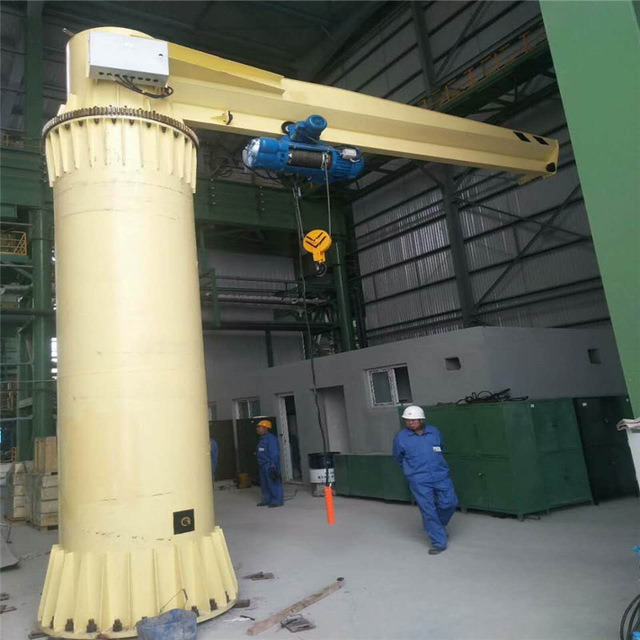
top-left (169, 42), bottom-right (558, 180)
top-left (57, 28), bottom-right (558, 182)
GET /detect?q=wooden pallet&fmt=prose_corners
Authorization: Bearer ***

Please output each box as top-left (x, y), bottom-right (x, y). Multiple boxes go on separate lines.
top-left (29, 522), bottom-right (58, 533)
top-left (5, 515), bottom-right (27, 523)
top-left (34, 437), bottom-right (57, 473)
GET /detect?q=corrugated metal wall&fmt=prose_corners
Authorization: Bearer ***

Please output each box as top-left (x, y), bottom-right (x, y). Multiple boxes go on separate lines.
top-left (322, 1), bottom-right (607, 345)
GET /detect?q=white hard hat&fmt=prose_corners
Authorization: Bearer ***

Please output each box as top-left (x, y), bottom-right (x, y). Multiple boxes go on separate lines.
top-left (402, 405), bottom-right (425, 420)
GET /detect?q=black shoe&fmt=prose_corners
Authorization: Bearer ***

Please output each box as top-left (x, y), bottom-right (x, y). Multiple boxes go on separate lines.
top-left (428, 547), bottom-right (446, 555)
top-left (268, 503), bottom-right (283, 508)
top-left (257, 502), bottom-right (268, 507)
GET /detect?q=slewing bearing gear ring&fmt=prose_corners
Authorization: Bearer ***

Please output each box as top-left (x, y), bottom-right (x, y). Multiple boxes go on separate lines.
top-left (42, 106), bottom-right (199, 148)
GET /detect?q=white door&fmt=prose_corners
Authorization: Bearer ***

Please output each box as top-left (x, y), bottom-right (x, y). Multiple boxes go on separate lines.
top-left (319, 386), bottom-right (351, 453)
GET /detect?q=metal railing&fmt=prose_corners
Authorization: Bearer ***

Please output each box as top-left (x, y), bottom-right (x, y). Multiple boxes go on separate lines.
top-left (0, 231), bottom-right (28, 256)
top-left (1, 130), bottom-right (41, 152)
top-left (418, 22), bottom-right (548, 111)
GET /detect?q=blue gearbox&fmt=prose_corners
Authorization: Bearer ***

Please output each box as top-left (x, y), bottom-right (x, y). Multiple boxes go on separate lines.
top-left (242, 115), bottom-right (364, 184)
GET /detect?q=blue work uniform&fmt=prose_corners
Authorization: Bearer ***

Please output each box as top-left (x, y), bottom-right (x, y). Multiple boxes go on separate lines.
top-left (393, 425), bottom-right (458, 549)
top-left (257, 432), bottom-right (284, 506)
top-left (210, 438), bottom-right (219, 480)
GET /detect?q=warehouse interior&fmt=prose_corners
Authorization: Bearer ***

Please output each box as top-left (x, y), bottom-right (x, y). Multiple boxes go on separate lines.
top-left (0, 1), bottom-right (638, 639)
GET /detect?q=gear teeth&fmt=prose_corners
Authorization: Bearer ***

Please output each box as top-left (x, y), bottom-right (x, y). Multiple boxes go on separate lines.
top-left (42, 107), bottom-right (199, 148)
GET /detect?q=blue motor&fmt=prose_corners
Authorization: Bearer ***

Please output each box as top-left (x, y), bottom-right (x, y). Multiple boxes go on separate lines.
top-left (242, 115), bottom-right (364, 184)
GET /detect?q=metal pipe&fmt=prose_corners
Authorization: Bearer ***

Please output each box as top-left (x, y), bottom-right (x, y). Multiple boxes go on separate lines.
top-left (204, 321), bottom-right (333, 332)
top-left (0, 285), bottom-right (32, 292)
top-left (215, 275), bottom-right (300, 284)
top-left (215, 293), bottom-right (325, 305)
top-left (1, 307), bottom-right (54, 316)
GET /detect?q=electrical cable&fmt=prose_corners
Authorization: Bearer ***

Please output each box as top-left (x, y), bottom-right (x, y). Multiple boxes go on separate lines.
top-left (241, 157), bottom-right (295, 187)
top-left (323, 156), bottom-right (332, 237)
top-left (620, 593), bottom-right (640, 640)
top-left (116, 76), bottom-right (173, 99)
top-left (291, 186), bottom-right (331, 491)
top-left (456, 388), bottom-right (528, 405)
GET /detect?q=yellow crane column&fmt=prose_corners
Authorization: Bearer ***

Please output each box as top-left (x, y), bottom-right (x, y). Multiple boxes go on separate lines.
top-left (39, 28), bottom-right (237, 638)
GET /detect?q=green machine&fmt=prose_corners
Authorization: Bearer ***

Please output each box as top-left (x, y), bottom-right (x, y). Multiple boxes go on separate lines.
top-left (335, 396), bottom-right (638, 516)
top-left (573, 396), bottom-right (638, 502)
top-left (334, 454), bottom-right (413, 502)
top-left (422, 400), bottom-right (592, 520)
top-left (335, 400), bottom-right (598, 520)
top-left (528, 400), bottom-right (593, 510)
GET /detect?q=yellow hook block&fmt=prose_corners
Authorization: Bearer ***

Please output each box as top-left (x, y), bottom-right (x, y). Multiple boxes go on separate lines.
top-left (303, 229), bottom-right (332, 263)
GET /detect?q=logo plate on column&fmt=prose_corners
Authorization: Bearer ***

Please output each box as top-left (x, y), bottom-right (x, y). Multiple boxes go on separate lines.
top-left (173, 509), bottom-right (195, 534)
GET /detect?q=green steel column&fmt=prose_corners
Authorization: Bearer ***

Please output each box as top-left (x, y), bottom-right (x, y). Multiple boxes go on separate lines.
top-left (411, 0), bottom-right (474, 327)
top-left (18, 1), bottom-right (53, 456)
top-left (442, 167), bottom-right (474, 327)
top-left (25, 1), bottom-right (44, 145)
top-left (333, 239), bottom-right (356, 351)
top-left (540, 1), bottom-right (640, 413)
top-left (31, 208), bottom-right (54, 442)
top-left (302, 328), bottom-right (312, 360)
top-left (16, 324), bottom-right (33, 460)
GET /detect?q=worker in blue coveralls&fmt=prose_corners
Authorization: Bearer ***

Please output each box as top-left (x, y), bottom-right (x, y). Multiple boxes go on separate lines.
top-left (256, 419), bottom-right (284, 508)
top-left (393, 405), bottom-right (458, 555)
top-left (210, 437), bottom-right (218, 480)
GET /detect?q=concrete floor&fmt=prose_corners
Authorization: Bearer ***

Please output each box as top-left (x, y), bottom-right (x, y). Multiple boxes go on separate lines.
top-left (1, 486), bottom-right (638, 640)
